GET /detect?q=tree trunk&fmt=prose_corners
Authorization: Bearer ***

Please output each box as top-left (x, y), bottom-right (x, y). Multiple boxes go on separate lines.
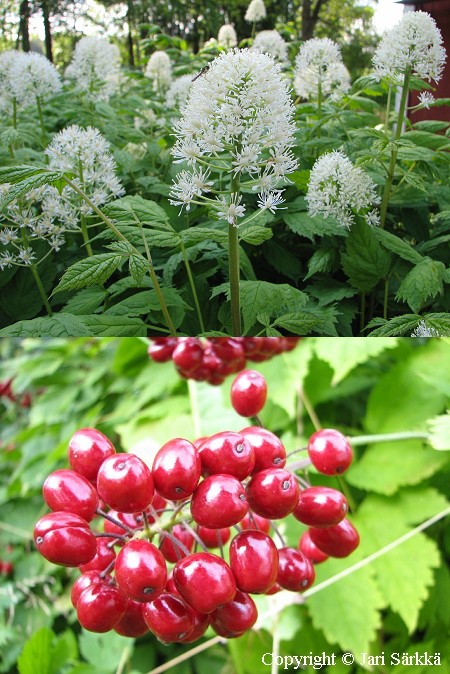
top-left (18, 0), bottom-right (30, 52)
top-left (301, 0), bottom-right (328, 41)
top-left (41, 0), bottom-right (53, 62)
top-left (126, 0), bottom-right (135, 66)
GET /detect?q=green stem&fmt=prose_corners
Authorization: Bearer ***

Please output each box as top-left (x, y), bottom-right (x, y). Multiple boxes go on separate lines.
top-left (359, 291), bottom-right (366, 334)
top-left (379, 68), bottom-right (411, 229)
top-left (8, 144), bottom-right (14, 159)
top-left (12, 98), bottom-right (17, 129)
top-left (180, 239), bottom-right (205, 333)
top-left (383, 277), bottom-right (389, 320)
top-left (350, 431), bottom-right (429, 446)
top-left (63, 176), bottom-right (177, 335)
top-left (384, 84), bottom-right (392, 134)
top-left (228, 176), bottom-right (241, 336)
top-left (36, 96), bottom-right (47, 148)
top-left (137, 219), bottom-right (178, 337)
top-left (30, 263), bottom-right (53, 316)
top-left (78, 159), bottom-right (93, 256)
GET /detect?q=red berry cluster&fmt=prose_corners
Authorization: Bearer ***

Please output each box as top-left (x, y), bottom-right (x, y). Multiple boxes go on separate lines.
top-left (148, 337), bottom-right (300, 385)
top-left (34, 372), bottom-right (358, 644)
top-left (0, 378), bottom-right (32, 408)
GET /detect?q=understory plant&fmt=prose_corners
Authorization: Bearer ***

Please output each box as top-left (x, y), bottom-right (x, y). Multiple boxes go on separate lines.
top-left (0, 11), bottom-right (449, 336)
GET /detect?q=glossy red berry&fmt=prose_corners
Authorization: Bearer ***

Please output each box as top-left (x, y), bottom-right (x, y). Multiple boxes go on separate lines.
top-left (230, 530), bottom-right (279, 594)
top-left (231, 370), bottom-right (267, 417)
top-left (79, 538), bottom-right (116, 573)
top-left (240, 426), bottom-right (286, 472)
top-left (309, 519), bottom-right (360, 558)
top-left (143, 592), bottom-right (194, 643)
top-left (114, 598), bottom-right (149, 637)
top-left (190, 474), bottom-right (249, 528)
top-left (68, 428), bottom-right (116, 483)
top-left (147, 338), bottom-right (178, 362)
top-left (34, 512), bottom-right (97, 567)
top-left (211, 590), bottom-right (258, 638)
top-left (115, 539), bottom-right (167, 602)
top-left (246, 468), bottom-right (299, 519)
top-left (277, 547), bottom-right (315, 591)
top-left (239, 511), bottom-right (271, 534)
top-left (197, 525), bottom-right (231, 548)
top-left (197, 431), bottom-right (255, 480)
top-left (76, 582), bottom-right (127, 632)
top-left (173, 552), bottom-right (236, 614)
top-left (293, 486), bottom-right (348, 528)
top-left (152, 438), bottom-right (201, 500)
top-left (97, 453), bottom-right (154, 513)
top-left (43, 469), bottom-right (98, 522)
top-left (298, 530), bottom-right (329, 564)
top-left (172, 338), bottom-right (204, 376)
top-left (307, 429), bottom-right (353, 476)
top-left (103, 510), bottom-right (141, 541)
top-left (180, 608), bottom-right (210, 643)
top-left (159, 525), bottom-right (194, 563)
top-left (71, 570), bottom-right (105, 608)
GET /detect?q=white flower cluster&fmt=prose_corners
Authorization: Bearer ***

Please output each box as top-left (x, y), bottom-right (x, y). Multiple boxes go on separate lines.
top-left (145, 51), bottom-right (172, 92)
top-left (0, 50), bottom-right (61, 113)
top-left (306, 150), bottom-right (380, 229)
top-left (0, 183), bottom-right (78, 269)
top-left (252, 30), bottom-right (289, 65)
top-left (66, 37), bottom-right (121, 101)
top-left (411, 320), bottom-right (442, 337)
top-left (0, 125), bottom-right (124, 269)
top-left (45, 125), bottom-right (124, 213)
top-left (373, 11), bottom-right (446, 84)
top-left (294, 38), bottom-right (350, 102)
top-left (218, 24), bottom-right (238, 49)
top-left (170, 48), bottom-right (297, 225)
top-left (245, 0), bottom-right (267, 23)
top-left (165, 75), bottom-right (193, 109)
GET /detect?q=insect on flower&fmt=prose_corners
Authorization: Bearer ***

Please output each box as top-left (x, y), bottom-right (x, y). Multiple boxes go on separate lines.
top-left (191, 64), bottom-right (210, 82)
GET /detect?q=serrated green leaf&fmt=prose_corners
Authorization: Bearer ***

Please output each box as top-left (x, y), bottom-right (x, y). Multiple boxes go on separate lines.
top-left (129, 254), bottom-right (148, 284)
top-left (53, 254), bottom-right (123, 294)
top-left (181, 227), bottom-right (227, 246)
top-left (63, 287), bottom-right (107, 315)
top-left (78, 316), bottom-right (147, 336)
top-left (427, 413), bottom-right (450, 450)
top-left (107, 241), bottom-right (135, 254)
top-left (307, 553), bottom-right (385, 655)
top-left (105, 291), bottom-right (151, 317)
top-left (354, 491), bottom-right (443, 631)
top-left (273, 313), bottom-right (320, 335)
top-left (17, 627), bottom-right (53, 674)
top-left (239, 224), bottom-right (273, 245)
top-left (102, 195), bottom-right (169, 226)
top-left (395, 257), bottom-right (445, 313)
top-left (0, 314), bottom-right (92, 337)
top-left (0, 172), bottom-right (65, 209)
top-left (342, 220), bottom-right (391, 291)
top-left (312, 337), bottom-right (398, 385)
top-left (304, 247), bottom-right (336, 280)
top-left (284, 211), bottom-right (346, 241)
top-left (373, 228), bottom-right (423, 264)
top-left (402, 130), bottom-right (450, 151)
top-left (239, 281), bottom-right (308, 334)
top-left (366, 314), bottom-right (421, 336)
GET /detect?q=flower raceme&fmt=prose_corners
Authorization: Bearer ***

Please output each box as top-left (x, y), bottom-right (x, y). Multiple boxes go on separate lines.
top-left (66, 37), bottom-right (121, 101)
top-left (293, 38), bottom-right (350, 103)
top-left (245, 0), bottom-right (267, 23)
top-left (306, 151), bottom-right (380, 229)
top-left (145, 51), bottom-right (172, 92)
top-left (0, 51), bottom-right (61, 112)
top-left (252, 30), bottom-right (289, 65)
top-left (169, 48), bottom-right (297, 226)
top-left (218, 24), bottom-right (238, 49)
top-left (372, 11), bottom-right (446, 84)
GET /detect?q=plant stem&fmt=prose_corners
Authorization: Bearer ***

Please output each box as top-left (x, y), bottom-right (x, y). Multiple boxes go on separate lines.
top-left (383, 277), bottom-right (389, 320)
top-left (228, 177), bottom-right (241, 336)
top-left (30, 263), bottom-right (53, 316)
top-left (187, 378), bottom-right (202, 438)
top-left (180, 239), bottom-right (205, 333)
top-left (384, 84), bottom-right (392, 134)
top-left (298, 387), bottom-right (322, 431)
top-left (78, 159), bottom-right (93, 256)
top-left (12, 98), bottom-right (17, 129)
top-left (379, 67), bottom-right (411, 228)
top-left (63, 176), bottom-right (177, 335)
top-left (350, 431), bottom-right (429, 446)
top-left (359, 291), bottom-right (366, 333)
top-left (36, 96), bottom-right (47, 148)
